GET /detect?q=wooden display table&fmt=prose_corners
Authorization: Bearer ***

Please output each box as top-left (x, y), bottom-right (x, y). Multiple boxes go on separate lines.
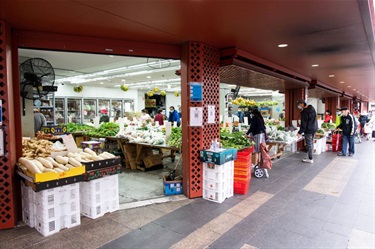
top-left (266, 137), bottom-right (304, 159)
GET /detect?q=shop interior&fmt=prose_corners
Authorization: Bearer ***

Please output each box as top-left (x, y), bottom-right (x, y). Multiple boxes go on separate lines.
top-left (19, 48), bottom-right (329, 205)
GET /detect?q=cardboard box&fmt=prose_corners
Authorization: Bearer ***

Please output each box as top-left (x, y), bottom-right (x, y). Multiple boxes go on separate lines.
top-left (143, 154), bottom-right (162, 168)
top-left (84, 165), bottom-right (122, 181)
top-left (41, 125), bottom-right (67, 135)
top-left (18, 165), bottom-right (85, 183)
top-left (81, 156), bottom-right (122, 171)
top-left (21, 174), bottom-right (85, 192)
top-left (199, 148), bottom-right (237, 165)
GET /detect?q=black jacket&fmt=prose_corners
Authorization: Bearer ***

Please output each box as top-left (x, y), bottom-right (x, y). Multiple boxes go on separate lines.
top-left (298, 105), bottom-right (318, 135)
top-left (338, 114), bottom-right (356, 136)
top-left (247, 114), bottom-right (265, 136)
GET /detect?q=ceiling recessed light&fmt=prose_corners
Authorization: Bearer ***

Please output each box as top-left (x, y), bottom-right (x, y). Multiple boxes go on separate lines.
top-left (147, 76), bottom-right (151, 79)
top-left (278, 44), bottom-right (288, 48)
top-left (311, 64), bottom-right (319, 67)
top-left (340, 81), bottom-right (345, 83)
top-left (347, 86), bottom-right (351, 88)
top-left (329, 75), bottom-right (335, 77)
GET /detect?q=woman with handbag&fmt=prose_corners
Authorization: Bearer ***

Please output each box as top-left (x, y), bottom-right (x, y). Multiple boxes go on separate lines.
top-left (246, 108), bottom-right (266, 166)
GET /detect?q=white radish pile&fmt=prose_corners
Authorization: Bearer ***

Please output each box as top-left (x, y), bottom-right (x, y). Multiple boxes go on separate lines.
top-left (18, 148), bottom-right (116, 174)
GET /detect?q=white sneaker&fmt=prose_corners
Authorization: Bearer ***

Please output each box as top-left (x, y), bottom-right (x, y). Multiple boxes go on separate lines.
top-left (302, 158), bottom-right (314, 163)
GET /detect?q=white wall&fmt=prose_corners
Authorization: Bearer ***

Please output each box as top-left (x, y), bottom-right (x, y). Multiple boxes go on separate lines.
top-left (21, 98), bottom-right (35, 137)
top-left (55, 85), bottom-right (138, 101)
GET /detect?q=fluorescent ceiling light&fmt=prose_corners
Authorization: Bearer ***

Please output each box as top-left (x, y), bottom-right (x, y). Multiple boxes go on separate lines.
top-left (340, 81), bottom-right (345, 83)
top-left (114, 84), bottom-right (120, 87)
top-left (329, 75), bottom-right (335, 77)
top-left (311, 64), bottom-right (319, 67)
top-left (347, 86), bottom-right (351, 88)
top-left (147, 76), bottom-right (151, 79)
top-left (100, 82), bottom-right (104, 85)
top-left (278, 44), bottom-right (288, 48)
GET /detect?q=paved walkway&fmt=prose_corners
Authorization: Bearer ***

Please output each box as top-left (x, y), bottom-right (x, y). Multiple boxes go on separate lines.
top-left (1, 140), bottom-right (374, 249)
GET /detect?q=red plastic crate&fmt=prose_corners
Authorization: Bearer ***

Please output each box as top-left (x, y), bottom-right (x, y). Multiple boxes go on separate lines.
top-left (239, 146), bottom-right (254, 155)
top-left (234, 167), bottom-right (251, 177)
top-left (234, 178), bottom-right (250, 195)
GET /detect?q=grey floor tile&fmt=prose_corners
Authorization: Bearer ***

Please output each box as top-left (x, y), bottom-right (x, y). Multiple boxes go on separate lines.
top-left (354, 213), bottom-right (375, 234)
top-left (273, 211), bottom-right (326, 238)
top-left (248, 225), bottom-right (314, 249)
top-left (322, 222), bottom-right (353, 237)
top-left (100, 222), bottom-right (184, 249)
top-left (311, 230), bottom-right (349, 249)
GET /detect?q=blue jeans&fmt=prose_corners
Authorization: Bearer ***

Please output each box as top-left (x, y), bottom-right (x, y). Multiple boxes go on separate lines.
top-left (341, 134), bottom-right (355, 155)
top-left (305, 133), bottom-right (314, 160)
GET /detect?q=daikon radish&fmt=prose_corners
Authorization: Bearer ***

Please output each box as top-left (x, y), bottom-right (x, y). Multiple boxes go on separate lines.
top-left (68, 157), bottom-right (82, 167)
top-left (98, 153), bottom-right (110, 159)
top-left (54, 168), bottom-right (64, 173)
top-left (67, 152), bottom-right (81, 158)
top-left (36, 157), bottom-right (53, 169)
top-left (64, 164), bottom-right (74, 169)
top-left (45, 157), bottom-right (60, 167)
top-left (56, 164), bottom-right (69, 171)
top-left (43, 168), bottom-right (55, 173)
top-left (80, 151), bottom-right (93, 159)
top-left (32, 160), bottom-right (45, 172)
top-left (18, 157), bottom-right (42, 174)
top-left (55, 156), bottom-right (69, 164)
top-left (102, 152), bottom-right (116, 158)
top-left (92, 155), bottom-right (104, 161)
top-left (84, 148), bottom-right (97, 156)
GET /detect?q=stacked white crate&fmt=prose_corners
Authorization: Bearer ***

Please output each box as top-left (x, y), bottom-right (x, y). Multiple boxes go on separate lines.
top-left (79, 174), bottom-right (119, 219)
top-left (202, 161), bottom-right (234, 203)
top-left (21, 182), bottom-right (81, 236)
top-left (321, 135), bottom-right (327, 152)
top-left (313, 138), bottom-right (322, 155)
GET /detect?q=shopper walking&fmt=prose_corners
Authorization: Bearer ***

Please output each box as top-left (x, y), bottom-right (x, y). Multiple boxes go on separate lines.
top-left (358, 112), bottom-right (368, 137)
top-left (34, 108), bottom-right (47, 134)
top-left (246, 108), bottom-right (266, 167)
top-left (296, 99), bottom-right (318, 164)
top-left (154, 109), bottom-right (164, 126)
top-left (367, 114), bottom-right (375, 141)
top-left (336, 107), bottom-right (356, 156)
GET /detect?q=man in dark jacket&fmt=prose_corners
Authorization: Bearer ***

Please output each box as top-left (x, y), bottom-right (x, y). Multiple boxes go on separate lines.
top-left (358, 112), bottom-right (368, 136)
top-left (297, 99), bottom-right (318, 164)
top-left (337, 107), bottom-right (355, 156)
top-left (168, 106), bottom-right (180, 126)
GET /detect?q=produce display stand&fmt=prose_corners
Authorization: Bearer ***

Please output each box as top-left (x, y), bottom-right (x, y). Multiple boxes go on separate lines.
top-left (266, 137), bottom-right (304, 159)
top-left (68, 131), bottom-right (88, 147)
top-left (118, 138), bottom-right (179, 171)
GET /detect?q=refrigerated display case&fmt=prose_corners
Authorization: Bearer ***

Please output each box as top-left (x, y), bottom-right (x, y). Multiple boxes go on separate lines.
top-left (55, 98), bottom-right (65, 124)
top-left (83, 99), bottom-right (97, 123)
top-left (34, 94), bottom-right (55, 125)
top-left (111, 99), bottom-right (123, 120)
top-left (98, 99), bottom-right (110, 116)
top-left (67, 98), bottom-right (82, 123)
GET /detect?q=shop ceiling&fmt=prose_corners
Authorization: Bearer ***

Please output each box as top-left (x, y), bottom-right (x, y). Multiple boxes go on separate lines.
top-left (2, 0), bottom-right (375, 101)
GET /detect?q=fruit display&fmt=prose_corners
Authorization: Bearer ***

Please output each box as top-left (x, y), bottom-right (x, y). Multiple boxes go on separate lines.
top-left (153, 87), bottom-right (159, 92)
top-left (147, 91), bottom-right (154, 97)
top-left (160, 90), bottom-right (166, 96)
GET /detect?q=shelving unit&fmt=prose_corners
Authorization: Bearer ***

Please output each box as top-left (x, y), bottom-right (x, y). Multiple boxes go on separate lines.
top-left (34, 93), bottom-right (56, 125)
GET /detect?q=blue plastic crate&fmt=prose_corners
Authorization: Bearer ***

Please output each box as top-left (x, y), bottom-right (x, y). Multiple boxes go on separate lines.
top-left (163, 176), bottom-right (183, 195)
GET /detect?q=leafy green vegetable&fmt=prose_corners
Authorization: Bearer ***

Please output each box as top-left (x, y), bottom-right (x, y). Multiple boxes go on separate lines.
top-left (220, 132), bottom-right (254, 149)
top-left (167, 127), bottom-right (182, 148)
top-left (85, 122), bottom-right (119, 137)
top-left (65, 123), bottom-right (94, 133)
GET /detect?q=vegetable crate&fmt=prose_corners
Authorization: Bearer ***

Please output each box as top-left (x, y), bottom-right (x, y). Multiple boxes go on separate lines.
top-left (21, 182), bottom-right (81, 236)
top-left (84, 165), bottom-right (122, 181)
top-left (163, 176), bottom-right (183, 195)
top-left (202, 161), bottom-right (234, 203)
top-left (80, 174), bottom-right (119, 219)
top-left (234, 150), bottom-right (252, 195)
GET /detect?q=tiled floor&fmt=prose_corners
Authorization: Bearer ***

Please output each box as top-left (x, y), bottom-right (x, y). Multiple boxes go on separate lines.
top-left (1, 140), bottom-right (374, 249)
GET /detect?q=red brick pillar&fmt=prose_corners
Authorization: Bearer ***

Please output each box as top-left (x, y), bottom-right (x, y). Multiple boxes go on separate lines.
top-left (181, 42), bottom-right (220, 198)
top-left (284, 87), bottom-right (306, 126)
